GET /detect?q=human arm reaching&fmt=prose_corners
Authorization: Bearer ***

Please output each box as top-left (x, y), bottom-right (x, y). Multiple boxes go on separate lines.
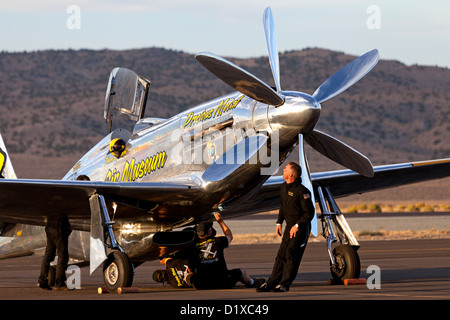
top-left (214, 212), bottom-right (233, 244)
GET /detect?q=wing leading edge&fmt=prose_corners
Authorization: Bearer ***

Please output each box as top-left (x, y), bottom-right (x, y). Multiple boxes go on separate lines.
top-left (312, 158), bottom-right (450, 199)
top-left (259, 158), bottom-right (450, 206)
top-left (0, 158), bottom-right (448, 230)
top-left (0, 179), bottom-right (199, 230)
top-left (195, 158), bottom-right (450, 220)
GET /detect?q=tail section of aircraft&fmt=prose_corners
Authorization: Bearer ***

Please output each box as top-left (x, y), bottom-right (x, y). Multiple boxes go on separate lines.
top-left (0, 132), bottom-right (46, 259)
top-left (0, 132), bottom-right (17, 179)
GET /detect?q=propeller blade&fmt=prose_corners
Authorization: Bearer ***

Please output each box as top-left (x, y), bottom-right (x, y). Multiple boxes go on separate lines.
top-left (312, 49), bottom-right (379, 104)
top-left (196, 52), bottom-right (285, 106)
top-left (298, 134), bottom-right (318, 237)
top-left (304, 129), bottom-right (374, 177)
top-left (202, 134), bottom-right (268, 182)
top-left (263, 7), bottom-right (282, 92)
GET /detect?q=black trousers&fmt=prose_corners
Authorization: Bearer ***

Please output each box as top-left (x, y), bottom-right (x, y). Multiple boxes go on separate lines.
top-left (38, 226), bottom-right (70, 287)
top-left (266, 223), bottom-right (310, 288)
top-left (192, 268), bottom-right (243, 289)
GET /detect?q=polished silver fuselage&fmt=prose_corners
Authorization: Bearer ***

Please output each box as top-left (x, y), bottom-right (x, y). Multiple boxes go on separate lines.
top-left (60, 90), bottom-right (320, 262)
top-left (64, 92), bottom-right (320, 183)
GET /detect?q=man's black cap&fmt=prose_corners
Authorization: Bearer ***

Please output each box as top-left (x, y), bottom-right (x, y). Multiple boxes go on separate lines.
top-left (196, 220), bottom-right (213, 238)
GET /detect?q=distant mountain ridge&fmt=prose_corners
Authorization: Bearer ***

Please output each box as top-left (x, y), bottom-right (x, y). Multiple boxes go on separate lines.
top-left (0, 47), bottom-right (448, 179)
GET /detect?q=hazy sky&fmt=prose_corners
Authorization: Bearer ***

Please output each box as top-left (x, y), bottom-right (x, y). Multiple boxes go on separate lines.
top-left (0, 0), bottom-right (448, 68)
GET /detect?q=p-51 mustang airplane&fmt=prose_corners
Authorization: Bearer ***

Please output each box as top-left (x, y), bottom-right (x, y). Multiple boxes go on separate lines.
top-left (1, 7), bottom-right (449, 292)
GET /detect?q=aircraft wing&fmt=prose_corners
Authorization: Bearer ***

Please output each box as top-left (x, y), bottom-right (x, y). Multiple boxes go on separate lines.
top-left (258, 158), bottom-right (450, 206)
top-left (0, 179), bottom-right (199, 230)
top-left (0, 158), bottom-right (448, 231)
top-left (311, 158), bottom-right (450, 198)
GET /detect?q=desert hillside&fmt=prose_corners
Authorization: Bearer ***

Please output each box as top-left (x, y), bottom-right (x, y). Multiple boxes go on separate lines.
top-left (0, 47), bottom-right (448, 203)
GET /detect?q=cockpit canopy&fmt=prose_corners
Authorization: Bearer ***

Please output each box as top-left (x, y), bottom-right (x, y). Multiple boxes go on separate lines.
top-left (104, 67), bottom-right (151, 132)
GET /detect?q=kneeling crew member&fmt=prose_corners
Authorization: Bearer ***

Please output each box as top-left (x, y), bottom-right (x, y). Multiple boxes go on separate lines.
top-left (153, 257), bottom-right (192, 288)
top-left (188, 213), bottom-right (264, 289)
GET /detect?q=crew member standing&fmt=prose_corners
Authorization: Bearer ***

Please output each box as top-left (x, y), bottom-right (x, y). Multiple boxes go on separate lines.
top-left (257, 162), bottom-right (315, 292)
top-left (38, 214), bottom-right (72, 290)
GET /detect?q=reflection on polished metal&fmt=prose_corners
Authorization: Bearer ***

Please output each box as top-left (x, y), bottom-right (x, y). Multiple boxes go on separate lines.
top-left (304, 130), bottom-right (374, 177)
top-left (312, 49), bottom-right (380, 104)
top-left (195, 53), bottom-right (284, 106)
top-left (202, 134), bottom-right (269, 182)
top-left (263, 7), bottom-right (282, 93)
top-left (104, 67), bottom-right (150, 132)
top-left (89, 194), bottom-right (107, 274)
top-left (2, 6), bottom-right (449, 290)
top-left (298, 134), bottom-right (317, 237)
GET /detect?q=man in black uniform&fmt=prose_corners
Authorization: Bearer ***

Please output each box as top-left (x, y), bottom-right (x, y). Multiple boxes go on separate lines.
top-left (188, 213), bottom-right (264, 289)
top-left (257, 162), bottom-right (315, 292)
top-left (38, 214), bottom-right (72, 290)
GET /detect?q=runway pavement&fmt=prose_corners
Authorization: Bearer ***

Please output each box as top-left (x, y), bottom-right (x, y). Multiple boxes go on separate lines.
top-left (226, 211), bottom-right (450, 235)
top-left (0, 238), bottom-right (449, 304)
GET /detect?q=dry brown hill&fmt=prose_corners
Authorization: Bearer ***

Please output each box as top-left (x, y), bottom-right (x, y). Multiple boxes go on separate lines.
top-left (0, 47), bottom-right (448, 202)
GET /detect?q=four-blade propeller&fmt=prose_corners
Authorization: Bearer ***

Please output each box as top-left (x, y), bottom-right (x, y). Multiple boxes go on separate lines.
top-left (196, 7), bottom-right (378, 178)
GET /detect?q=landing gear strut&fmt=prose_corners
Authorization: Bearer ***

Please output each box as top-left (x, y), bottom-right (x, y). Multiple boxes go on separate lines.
top-left (316, 185), bottom-right (360, 283)
top-left (90, 194), bottom-right (134, 292)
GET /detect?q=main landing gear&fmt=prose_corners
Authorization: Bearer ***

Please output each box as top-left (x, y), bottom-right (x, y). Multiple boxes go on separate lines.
top-left (103, 250), bottom-right (134, 292)
top-left (316, 185), bottom-right (361, 283)
top-left (90, 194), bottom-right (134, 293)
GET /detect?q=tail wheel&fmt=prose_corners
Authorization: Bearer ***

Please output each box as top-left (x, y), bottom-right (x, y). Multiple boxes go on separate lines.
top-left (103, 251), bottom-right (134, 293)
top-left (330, 244), bottom-right (360, 284)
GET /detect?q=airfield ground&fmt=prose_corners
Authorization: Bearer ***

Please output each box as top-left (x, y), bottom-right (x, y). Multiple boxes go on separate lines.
top-left (0, 213), bottom-right (449, 307)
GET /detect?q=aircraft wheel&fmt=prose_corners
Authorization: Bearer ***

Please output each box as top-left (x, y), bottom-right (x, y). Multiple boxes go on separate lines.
top-left (330, 244), bottom-right (360, 284)
top-left (103, 251), bottom-right (134, 292)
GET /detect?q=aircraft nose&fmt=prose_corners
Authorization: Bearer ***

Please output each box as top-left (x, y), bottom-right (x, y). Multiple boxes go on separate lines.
top-left (268, 91), bottom-right (321, 140)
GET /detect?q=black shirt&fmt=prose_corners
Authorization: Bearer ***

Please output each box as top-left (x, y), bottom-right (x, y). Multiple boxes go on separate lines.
top-left (189, 236), bottom-right (236, 289)
top-left (165, 259), bottom-right (190, 288)
top-left (189, 236), bottom-right (229, 276)
top-left (276, 179), bottom-right (315, 227)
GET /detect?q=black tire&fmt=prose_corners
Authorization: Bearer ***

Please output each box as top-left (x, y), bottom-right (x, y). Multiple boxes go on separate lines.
top-left (330, 244), bottom-right (360, 284)
top-left (103, 251), bottom-right (134, 292)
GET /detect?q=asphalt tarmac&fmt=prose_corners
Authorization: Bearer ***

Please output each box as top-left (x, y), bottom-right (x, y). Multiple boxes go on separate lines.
top-left (0, 238), bottom-right (449, 304)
